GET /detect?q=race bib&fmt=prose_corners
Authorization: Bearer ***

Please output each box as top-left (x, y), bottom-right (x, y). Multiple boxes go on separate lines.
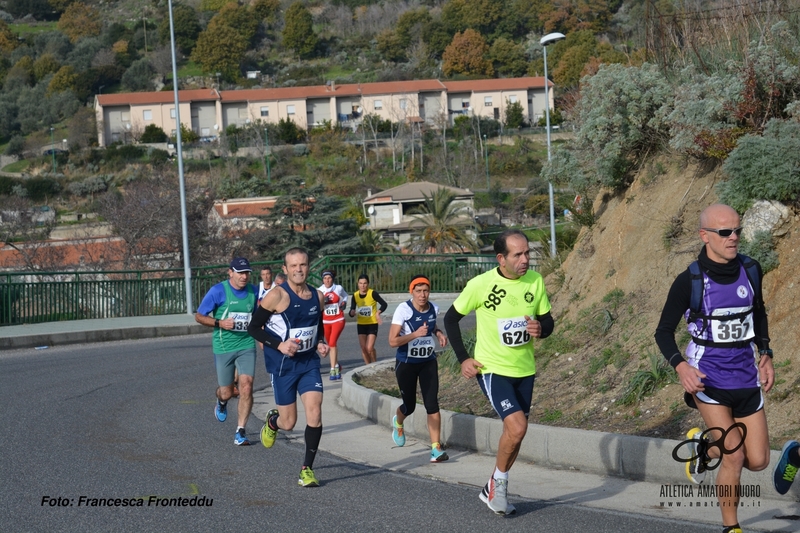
top-left (324, 303), bottom-right (340, 316)
top-left (289, 325), bottom-right (318, 351)
top-left (229, 312), bottom-right (252, 331)
top-left (408, 336), bottom-right (435, 358)
top-left (496, 316), bottom-right (531, 347)
top-left (357, 306), bottom-right (373, 317)
top-left (710, 307), bottom-right (754, 343)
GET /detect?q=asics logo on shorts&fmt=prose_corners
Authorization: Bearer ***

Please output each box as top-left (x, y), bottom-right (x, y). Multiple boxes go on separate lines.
top-left (501, 399), bottom-right (513, 411)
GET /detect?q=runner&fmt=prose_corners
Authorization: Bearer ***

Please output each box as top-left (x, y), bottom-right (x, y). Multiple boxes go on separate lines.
top-left (388, 275), bottom-right (449, 463)
top-left (319, 269), bottom-right (348, 380)
top-left (257, 265), bottom-right (275, 305)
top-left (247, 247), bottom-right (330, 487)
top-left (444, 229), bottom-right (553, 515)
top-left (348, 274), bottom-right (387, 365)
top-left (654, 203), bottom-right (773, 533)
top-left (194, 257), bottom-right (257, 446)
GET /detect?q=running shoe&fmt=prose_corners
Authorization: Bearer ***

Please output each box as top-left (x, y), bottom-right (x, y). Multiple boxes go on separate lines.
top-left (334, 364), bottom-right (342, 380)
top-left (214, 400), bottom-right (227, 422)
top-left (298, 467), bottom-right (319, 487)
top-left (329, 367), bottom-right (337, 381)
top-left (430, 443), bottom-right (449, 463)
top-left (392, 415), bottom-right (405, 447)
top-left (686, 427), bottom-right (710, 484)
top-left (773, 440), bottom-right (800, 495)
top-left (479, 477), bottom-right (509, 515)
top-left (261, 409), bottom-right (279, 448)
top-left (234, 428), bottom-right (251, 446)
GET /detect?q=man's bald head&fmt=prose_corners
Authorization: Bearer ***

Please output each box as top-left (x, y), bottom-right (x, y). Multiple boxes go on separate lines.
top-left (699, 204), bottom-right (738, 229)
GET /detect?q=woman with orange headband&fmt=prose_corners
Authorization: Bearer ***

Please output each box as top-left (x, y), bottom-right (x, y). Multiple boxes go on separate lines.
top-left (388, 274), bottom-right (449, 463)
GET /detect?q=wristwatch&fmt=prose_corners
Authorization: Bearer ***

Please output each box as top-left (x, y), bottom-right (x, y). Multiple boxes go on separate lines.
top-left (759, 348), bottom-right (773, 358)
top-left (214, 319), bottom-right (219, 328)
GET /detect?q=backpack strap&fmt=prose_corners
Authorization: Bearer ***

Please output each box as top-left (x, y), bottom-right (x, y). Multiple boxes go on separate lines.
top-left (738, 253), bottom-right (762, 310)
top-left (688, 260), bottom-right (704, 317)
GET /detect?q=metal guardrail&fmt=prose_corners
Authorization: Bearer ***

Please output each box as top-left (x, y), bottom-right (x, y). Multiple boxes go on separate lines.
top-left (0, 254), bottom-right (498, 326)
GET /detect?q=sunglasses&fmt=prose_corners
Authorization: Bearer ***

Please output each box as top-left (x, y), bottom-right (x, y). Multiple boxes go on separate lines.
top-left (702, 227), bottom-right (742, 237)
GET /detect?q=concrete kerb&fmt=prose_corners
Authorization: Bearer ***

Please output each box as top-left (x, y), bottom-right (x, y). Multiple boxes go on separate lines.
top-left (341, 361), bottom-right (797, 497)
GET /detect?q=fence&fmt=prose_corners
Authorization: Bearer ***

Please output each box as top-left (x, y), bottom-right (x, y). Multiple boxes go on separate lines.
top-left (0, 254), bottom-right (498, 326)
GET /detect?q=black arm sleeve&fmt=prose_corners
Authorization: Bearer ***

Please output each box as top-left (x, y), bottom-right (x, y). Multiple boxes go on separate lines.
top-left (443, 305), bottom-right (470, 363)
top-left (372, 290), bottom-right (388, 313)
top-left (538, 312), bottom-right (554, 339)
top-left (654, 270), bottom-right (692, 369)
top-left (247, 306), bottom-right (282, 349)
top-left (318, 310), bottom-right (327, 344)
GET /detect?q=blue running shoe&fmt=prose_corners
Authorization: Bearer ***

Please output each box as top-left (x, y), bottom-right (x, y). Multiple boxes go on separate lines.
top-left (392, 415), bottom-right (405, 447)
top-left (215, 400), bottom-right (227, 422)
top-left (430, 443), bottom-right (449, 463)
top-left (234, 428), bottom-right (251, 446)
top-left (774, 440), bottom-right (800, 495)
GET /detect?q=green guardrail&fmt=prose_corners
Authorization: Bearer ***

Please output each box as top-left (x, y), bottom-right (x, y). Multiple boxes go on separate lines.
top-left (0, 254), bottom-right (498, 327)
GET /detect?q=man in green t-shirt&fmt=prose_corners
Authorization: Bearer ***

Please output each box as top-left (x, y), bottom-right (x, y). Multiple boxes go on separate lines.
top-left (195, 257), bottom-right (257, 446)
top-left (444, 229), bottom-right (554, 515)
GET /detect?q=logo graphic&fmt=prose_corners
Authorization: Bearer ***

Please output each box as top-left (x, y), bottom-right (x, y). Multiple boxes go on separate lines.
top-left (737, 285), bottom-right (749, 299)
top-left (502, 318), bottom-right (527, 331)
top-left (525, 292), bottom-right (534, 303)
top-left (500, 399), bottom-right (512, 411)
top-left (671, 422), bottom-right (747, 470)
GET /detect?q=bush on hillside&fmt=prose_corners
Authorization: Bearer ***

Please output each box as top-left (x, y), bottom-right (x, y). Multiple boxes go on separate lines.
top-left (718, 119), bottom-right (800, 212)
top-left (140, 124), bottom-right (168, 143)
top-left (739, 230), bottom-right (779, 274)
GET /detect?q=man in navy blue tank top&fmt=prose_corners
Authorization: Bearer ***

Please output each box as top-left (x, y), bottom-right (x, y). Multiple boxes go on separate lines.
top-left (655, 204), bottom-right (774, 533)
top-left (247, 247), bottom-right (330, 487)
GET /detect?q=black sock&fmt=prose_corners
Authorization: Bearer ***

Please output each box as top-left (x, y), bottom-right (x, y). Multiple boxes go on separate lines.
top-left (268, 413), bottom-right (279, 431)
top-left (219, 399), bottom-right (227, 406)
top-left (303, 425), bottom-right (323, 469)
top-left (722, 524), bottom-right (740, 533)
top-left (789, 447), bottom-right (800, 467)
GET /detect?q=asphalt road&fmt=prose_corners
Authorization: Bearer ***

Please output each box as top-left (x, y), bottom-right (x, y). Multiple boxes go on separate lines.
top-left (0, 326), bottom-right (719, 533)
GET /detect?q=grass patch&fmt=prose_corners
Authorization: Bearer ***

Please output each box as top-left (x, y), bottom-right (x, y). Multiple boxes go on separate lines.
top-left (2, 159), bottom-right (31, 172)
top-left (176, 61), bottom-right (204, 78)
top-left (438, 328), bottom-right (476, 374)
top-left (619, 351), bottom-right (677, 405)
top-left (540, 408), bottom-right (563, 423)
top-left (10, 22), bottom-right (58, 35)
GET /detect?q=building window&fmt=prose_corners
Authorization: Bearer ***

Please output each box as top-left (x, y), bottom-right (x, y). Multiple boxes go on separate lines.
top-left (238, 107), bottom-right (248, 119)
top-left (509, 95), bottom-right (517, 104)
top-left (121, 111), bottom-right (130, 122)
top-left (484, 96), bottom-right (493, 107)
top-left (287, 105), bottom-right (295, 115)
top-left (374, 100), bottom-right (383, 110)
top-left (260, 106), bottom-right (269, 117)
top-left (399, 99), bottom-right (408, 110)
top-left (143, 110), bottom-right (152, 121)
top-left (170, 108), bottom-right (176, 118)
top-left (461, 100), bottom-right (470, 109)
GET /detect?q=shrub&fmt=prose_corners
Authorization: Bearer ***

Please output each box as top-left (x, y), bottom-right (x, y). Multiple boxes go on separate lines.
top-left (4, 134), bottom-right (25, 157)
top-left (140, 124), bottom-right (168, 143)
top-left (739, 230), bottom-right (779, 274)
top-left (619, 351), bottom-right (676, 405)
top-left (719, 119), bottom-right (800, 212)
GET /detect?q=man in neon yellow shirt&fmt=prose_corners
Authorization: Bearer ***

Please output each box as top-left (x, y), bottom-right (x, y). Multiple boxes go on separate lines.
top-left (444, 229), bottom-right (554, 515)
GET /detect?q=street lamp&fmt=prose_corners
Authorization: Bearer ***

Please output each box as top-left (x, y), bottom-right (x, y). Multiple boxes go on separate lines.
top-left (483, 134), bottom-right (489, 189)
top-left (50, 127), bottom-right (56, 174)
top-left (264, 128), bottom-right (271, 184)
top-left (541, 31), bottom-right (566, 259)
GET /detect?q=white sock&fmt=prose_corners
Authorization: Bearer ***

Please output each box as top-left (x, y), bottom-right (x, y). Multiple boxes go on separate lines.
top-left (493, 468), bottom-right (508, 480)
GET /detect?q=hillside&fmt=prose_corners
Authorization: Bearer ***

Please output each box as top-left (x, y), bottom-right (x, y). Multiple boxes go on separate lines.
top-left (358, 155), bottom-right (800, 448)
top-left (536, 156), bottom-right (800, 447)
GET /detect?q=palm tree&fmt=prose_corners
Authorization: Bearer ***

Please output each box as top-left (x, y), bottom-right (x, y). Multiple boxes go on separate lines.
top-left (408, 187), bottom-right (479, 253)
top-left (358, 229), bottom-right (396, 256)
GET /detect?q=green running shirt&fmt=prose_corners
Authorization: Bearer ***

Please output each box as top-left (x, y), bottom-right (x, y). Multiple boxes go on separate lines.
top-left (452, 267), bottom-right (551, 377)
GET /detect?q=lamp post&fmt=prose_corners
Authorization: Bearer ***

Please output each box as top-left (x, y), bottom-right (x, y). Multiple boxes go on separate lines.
top-left (264, 128), bottom-right (271, 184)
top-left (168, 0), bottom-right (193, 315)
top-left (50, 127), bottom-right (56, 174)
top-left (541, 31), bottom-right (566, 259)
top-left (483, 134), bottom-right (489, 189)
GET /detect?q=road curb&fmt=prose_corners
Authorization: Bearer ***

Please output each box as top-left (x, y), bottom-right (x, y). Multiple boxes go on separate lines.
top-left (341, 361), bottom-right (794, 496)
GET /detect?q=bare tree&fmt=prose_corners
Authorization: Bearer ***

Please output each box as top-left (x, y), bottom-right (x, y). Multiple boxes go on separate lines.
top-left (0, 195), bottom-right (65, 271)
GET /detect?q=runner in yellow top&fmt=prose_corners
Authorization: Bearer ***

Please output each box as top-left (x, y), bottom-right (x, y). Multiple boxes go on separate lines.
top-left (444, 229), bottom-right (554, 516)
top-left (348, 274), bottom-right (388, 364)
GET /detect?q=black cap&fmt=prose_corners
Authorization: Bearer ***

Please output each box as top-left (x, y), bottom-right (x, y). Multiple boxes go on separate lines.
top-left (229, 257), bottom-right (252, 272)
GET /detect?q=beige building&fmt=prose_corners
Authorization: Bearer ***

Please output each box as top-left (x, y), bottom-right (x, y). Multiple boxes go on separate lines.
top-left (94, 77), bottom-right (555, 147)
